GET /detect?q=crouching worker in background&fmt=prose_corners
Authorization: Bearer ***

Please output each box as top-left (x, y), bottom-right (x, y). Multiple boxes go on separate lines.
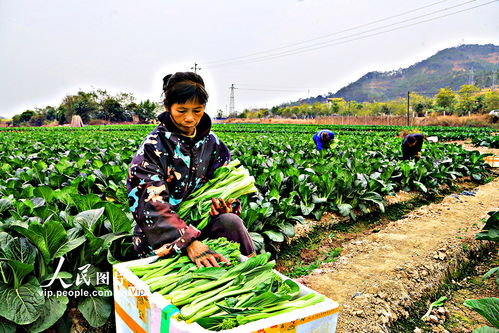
top-left (126, 71), bottom-right (254, 267)
top-left (313, 129), bottom-right (335, 151)
top-left (402, 132), bottom-right (424, 161)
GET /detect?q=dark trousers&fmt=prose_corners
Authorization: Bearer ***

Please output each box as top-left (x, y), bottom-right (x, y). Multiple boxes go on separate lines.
top-left (132, 213), bottom-right (254, 257)
top-left (200, 213), bottom-right (255, 256)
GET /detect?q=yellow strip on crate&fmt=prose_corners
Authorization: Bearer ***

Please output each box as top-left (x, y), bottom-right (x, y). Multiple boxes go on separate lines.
top-left (115, 300), bottom-right (148, 333)
top-left (250, 306), bottom-right (340, 333)
top-left (113, 269), bottom-right (123, 291)
top-left (136, 295), bottom-right (151, 323)
top-left (484, 156), bottom-right (499, 167)
top-left (113, 268), bottom-right (151, 323)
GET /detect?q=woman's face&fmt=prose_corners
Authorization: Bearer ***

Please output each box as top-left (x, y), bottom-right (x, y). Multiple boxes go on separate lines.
top-left (168, 101), bottom-right (205, 136)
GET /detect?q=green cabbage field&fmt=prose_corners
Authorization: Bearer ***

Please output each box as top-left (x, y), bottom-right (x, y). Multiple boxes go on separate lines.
top-left (0, 123), bottom-right (494, 331)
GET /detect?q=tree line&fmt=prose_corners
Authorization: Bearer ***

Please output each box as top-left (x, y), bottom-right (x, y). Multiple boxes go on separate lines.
top-left (10, 89), bottom-right (161, 127)
top-left (236, 85), bottom-right (499, 119)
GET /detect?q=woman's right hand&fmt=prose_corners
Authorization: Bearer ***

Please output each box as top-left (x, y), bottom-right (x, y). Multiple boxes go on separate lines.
top-left (209, 198), bottom-right (241, 216)
top-left (186, 240), bottom-right (229, 268)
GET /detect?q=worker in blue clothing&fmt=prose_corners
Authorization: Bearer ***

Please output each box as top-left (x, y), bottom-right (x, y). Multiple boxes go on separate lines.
top-left (313, 130), bottom-right (335, 151)
top-left (402, 133), bottom-right (424, 161)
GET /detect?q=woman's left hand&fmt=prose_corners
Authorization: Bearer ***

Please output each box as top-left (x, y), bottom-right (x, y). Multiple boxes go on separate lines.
top-left (210, 198), bottom-right (239, 216)
top-left (186, 240), bottom-right (229, 268)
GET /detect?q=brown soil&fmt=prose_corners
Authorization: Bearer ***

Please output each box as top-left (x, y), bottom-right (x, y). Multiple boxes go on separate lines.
top-left (290, 190), bottom-right (421, 242)
top-left (298, 177), bottom-right (499, 333)
top-left (445, 140), bottom-right (499, 157)
top-left (442, 250), bottom-right (499, 333)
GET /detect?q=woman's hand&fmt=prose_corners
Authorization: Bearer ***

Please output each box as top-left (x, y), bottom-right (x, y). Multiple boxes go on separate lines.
top-left (186, 240), bottom-right (229, 268)
top-left (209, 198), bottom-right (239, 216)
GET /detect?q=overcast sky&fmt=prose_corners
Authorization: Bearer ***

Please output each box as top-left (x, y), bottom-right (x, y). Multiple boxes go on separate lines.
top-left (1, 0), bottom-right (498, 118)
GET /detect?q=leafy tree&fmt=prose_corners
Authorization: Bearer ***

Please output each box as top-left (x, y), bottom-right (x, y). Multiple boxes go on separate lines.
top-left (258, 108), bottom-right (270, 118)
top-left (101, 98), bottom-right (130, 122)
top-left (29, 112), bottom-right (45, 126)
top-left (484, 90), bottom-right (499, 111)
top-left (474, 94), bottom-right (485, 114)
top-left (310, 102), bottom-right (326, 117)
top-left (127, 100), bottom-right (159, 123)
top-left (56, 106), bottom-right (67, 125)
top-left (74, 99), bottom-right (98, 123)
top-left (19, 110), bottom-right (35, 123)
top-left (457, 84), bottom-right (480, 115)
top-left (11, 114), bottom-right (22, 126)
top-left (43, 106), bottom-right (57, 121)
top-left (297, 104), bottom-right (308, 118)
top-left (347, 101), bottom-right (363, 116)
top-left (328, 98), bottom-right (346, 115)
top-left (386, 98), bottom-right (407, 116)
top-left (60, 91), bottom-right (98, 124)
top-left (435, 88), bottom-right (457, 115)
top-left (270, 106), bottom-right (281, 117)
top-left (410, 92), bottom-right (433, 116)
top-left (366, 101), bottom-right (388, 116)
top-left (238, 109), bottom-right (249, 118)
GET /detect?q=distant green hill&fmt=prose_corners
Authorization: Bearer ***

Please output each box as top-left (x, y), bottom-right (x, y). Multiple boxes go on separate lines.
top-left (284, 44), bottom-right (498, 106)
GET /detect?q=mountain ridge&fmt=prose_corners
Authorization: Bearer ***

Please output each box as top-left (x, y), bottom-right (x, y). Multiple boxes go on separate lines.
top-left (282, 44), bottom-right (498, 106)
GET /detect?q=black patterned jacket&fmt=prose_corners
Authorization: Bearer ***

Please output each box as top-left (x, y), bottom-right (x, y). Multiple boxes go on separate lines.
top-left (126, 112), bottom-right (230, 256)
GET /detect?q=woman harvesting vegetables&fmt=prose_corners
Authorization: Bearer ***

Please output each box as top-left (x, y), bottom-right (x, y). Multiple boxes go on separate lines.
top-left (313, 129), bottom-right (335, 151)
top-left (402, 132), bottom-right (424, 161)
top-left (126, 72), bottom-right (254, 266)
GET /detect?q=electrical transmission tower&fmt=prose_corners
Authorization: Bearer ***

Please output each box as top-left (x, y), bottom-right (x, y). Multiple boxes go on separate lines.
top-left (493, 69), bottom-right (497, 89)
top-left (229, 84), bottom-right (235, 115)
top-left (191, 62), bottom-right (201, 73)
top-left (468, 67), bottom-right (474, 85)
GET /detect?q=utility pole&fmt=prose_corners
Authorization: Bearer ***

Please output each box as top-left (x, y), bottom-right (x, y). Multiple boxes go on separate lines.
top-left (191, 62), bottom-right (201, 73)
top-left (407, 91), bottom-right (410, 126)
top-left (229, 84), bottom-right (235, 116)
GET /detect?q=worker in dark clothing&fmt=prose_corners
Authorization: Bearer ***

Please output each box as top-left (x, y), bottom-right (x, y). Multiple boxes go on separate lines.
top-left (402, 133), bottom-right (424, 161)
top-left (313, 130), bottom-right (335, 151)
top-left (127, 72), bottom-right (254, 266)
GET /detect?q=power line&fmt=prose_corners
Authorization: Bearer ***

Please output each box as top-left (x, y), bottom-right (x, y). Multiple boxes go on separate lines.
top-left (207, 0), bottom-right (484, 68)
top-left (203, 0), bottom-right (453, 66)
top-left (237, 87), bottom-right (312, 93)
top-left (237, 83), bottom-right (330, 90)
top-left (205, 0), bottom-right (494, 68)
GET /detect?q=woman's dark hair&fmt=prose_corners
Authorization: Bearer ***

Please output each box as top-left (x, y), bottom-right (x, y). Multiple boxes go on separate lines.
top-left (162, 72), bottom-right (209, 109)
top-left (407, 135), bottom-right (416, 144)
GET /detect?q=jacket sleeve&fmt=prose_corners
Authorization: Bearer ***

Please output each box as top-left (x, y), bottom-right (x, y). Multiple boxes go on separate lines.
top-left (205, 135), bottom-right (232, 179)
top-left (127, 137), bottom-right (200, 253)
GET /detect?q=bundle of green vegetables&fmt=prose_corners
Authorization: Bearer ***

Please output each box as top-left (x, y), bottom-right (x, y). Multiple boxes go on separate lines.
top-left (177, 159), bottom-right (257, 229)
top-left (129, 238), bottom-right (241, 294)
top-left (130, 244), bottom-right (325, 331)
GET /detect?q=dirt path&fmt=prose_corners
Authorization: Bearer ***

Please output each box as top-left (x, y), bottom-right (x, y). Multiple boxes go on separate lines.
top-left (301, 177), bottom-right (499, 333)
top-left (445, 140), bottom-right (499, 156)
